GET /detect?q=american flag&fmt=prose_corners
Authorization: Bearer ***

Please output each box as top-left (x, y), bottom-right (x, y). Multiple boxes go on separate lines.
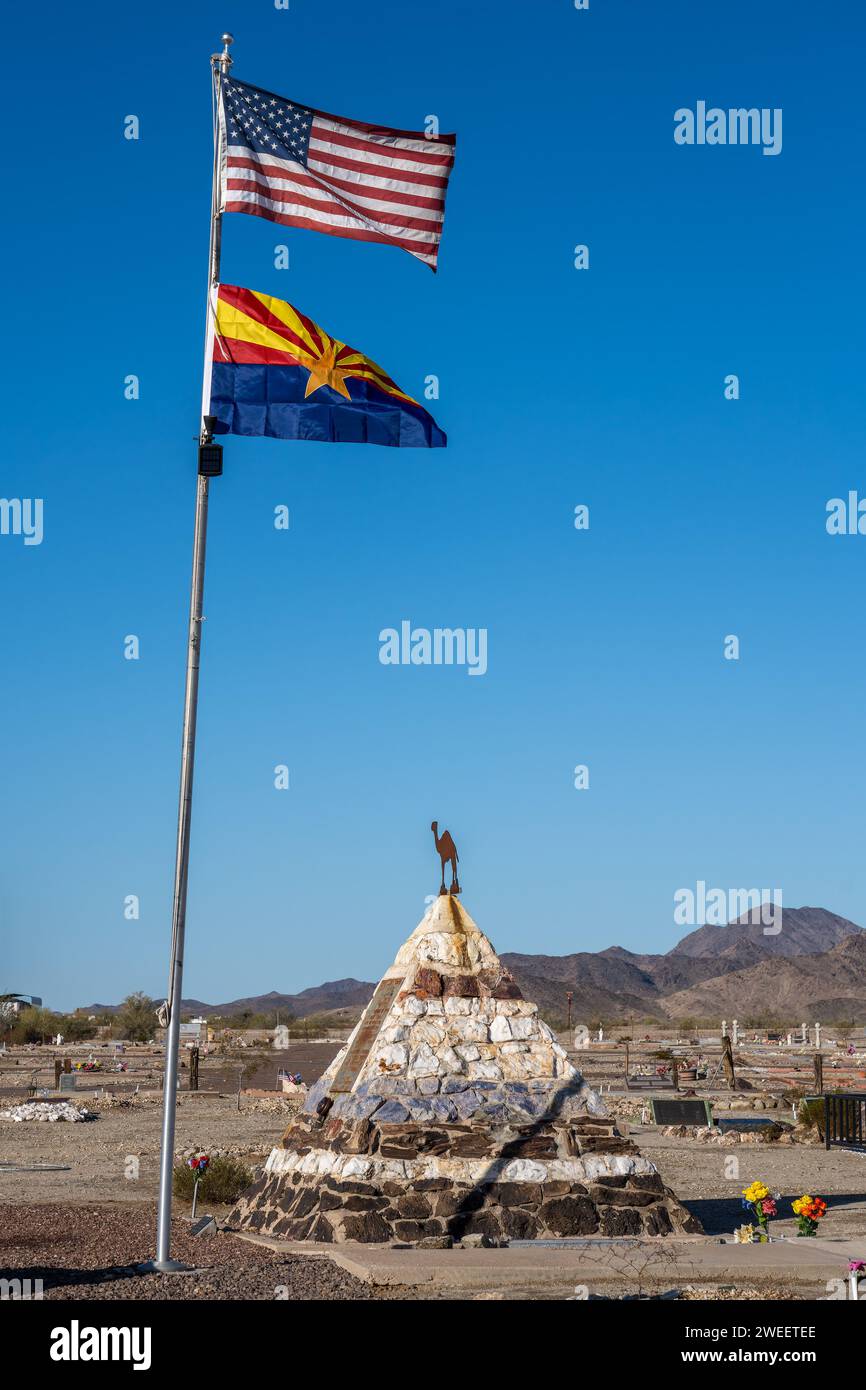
top-left (219, 77), bottom-right (456, 271)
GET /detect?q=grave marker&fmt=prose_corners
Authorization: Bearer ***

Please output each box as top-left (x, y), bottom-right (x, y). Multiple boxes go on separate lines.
top-left (650, 1097), bottom-right (714, 1127)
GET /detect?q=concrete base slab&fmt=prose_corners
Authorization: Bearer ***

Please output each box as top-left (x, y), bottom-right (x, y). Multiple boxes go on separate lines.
top-left (230, 1229), bottom-right (866, 1294)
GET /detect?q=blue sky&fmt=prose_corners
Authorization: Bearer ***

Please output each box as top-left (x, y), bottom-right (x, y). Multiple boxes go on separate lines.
top-left (3, 0), bottom-right (865, 1011)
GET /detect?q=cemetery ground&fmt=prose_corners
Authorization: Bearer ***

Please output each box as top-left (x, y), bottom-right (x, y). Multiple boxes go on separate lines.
top-left (2, 1041), bottom-right (865, 1300)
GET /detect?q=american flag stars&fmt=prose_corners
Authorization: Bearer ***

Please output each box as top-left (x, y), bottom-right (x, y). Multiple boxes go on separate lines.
top-left (219, 75), bottom-right (455, 270)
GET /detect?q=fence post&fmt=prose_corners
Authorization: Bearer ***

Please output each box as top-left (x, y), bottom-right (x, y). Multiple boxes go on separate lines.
top-left (824, 1094), bottom-right (830, 1151)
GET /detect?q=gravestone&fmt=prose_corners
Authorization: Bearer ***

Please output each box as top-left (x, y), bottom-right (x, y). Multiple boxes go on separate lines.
top-left (58, 1073), bottom-right (77, 1093)
top-left (650, 1097), bottom-right (714, 1127)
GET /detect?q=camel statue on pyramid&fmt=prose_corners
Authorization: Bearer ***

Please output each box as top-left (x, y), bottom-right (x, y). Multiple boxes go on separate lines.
top-left (431, 821), bottom-right (460, 895)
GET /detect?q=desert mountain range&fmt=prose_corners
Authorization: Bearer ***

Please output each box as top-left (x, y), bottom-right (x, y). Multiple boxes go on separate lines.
top-left (84, 907), bottom-right (866, 1025)
top-left (502, 908), bottom-right (866, 1023)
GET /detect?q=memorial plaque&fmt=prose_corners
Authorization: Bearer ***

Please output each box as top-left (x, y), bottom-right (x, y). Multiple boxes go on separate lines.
top-left (329, 976), bottom-right (405, 1094)
top-left (649, 1097), bottom-right (713, 1127)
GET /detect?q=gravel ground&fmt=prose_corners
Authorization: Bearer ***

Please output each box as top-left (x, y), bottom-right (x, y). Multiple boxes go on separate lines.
top-left (0, 1095), bottom-right (285, 1205)
top-left (638, 1126), bottom-right (866, 1236)
top-left (0, 1202), bottom-right (817, 1303)
top-left (0, 1202), bottom-right (400, 1300)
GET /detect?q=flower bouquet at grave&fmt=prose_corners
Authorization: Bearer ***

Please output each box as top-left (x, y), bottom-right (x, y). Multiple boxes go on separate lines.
top-left (792, 1193), bottom-right (826, 1236)
top-left (187, 1153), bottom-right (210, 1175)
top-left (741, 1181), bottom-right (777, 1239)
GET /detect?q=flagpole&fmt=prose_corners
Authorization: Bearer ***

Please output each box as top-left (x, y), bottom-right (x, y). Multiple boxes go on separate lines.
top-left (147, 32), bottom-right (233, 1273)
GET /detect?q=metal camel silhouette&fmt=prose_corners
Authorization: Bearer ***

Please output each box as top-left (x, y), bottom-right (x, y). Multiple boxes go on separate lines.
top-left (431, 821), bottom-right (460, 895)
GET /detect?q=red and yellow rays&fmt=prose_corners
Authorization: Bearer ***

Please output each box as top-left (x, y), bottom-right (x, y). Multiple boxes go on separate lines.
top-left (214, 285), bottom-right (417, 404)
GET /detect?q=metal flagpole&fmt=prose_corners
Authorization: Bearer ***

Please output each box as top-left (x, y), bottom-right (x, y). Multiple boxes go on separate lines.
top-left (146, 33), bottom-right (233, 1273)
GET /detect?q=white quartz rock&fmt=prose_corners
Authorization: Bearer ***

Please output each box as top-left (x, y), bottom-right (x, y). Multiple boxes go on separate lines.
top-left (489, 1014), bottom-right (512, 1042)
top-left (408, 1042), bottom-right (441, 1077)
top-left (502, 1158), bottom-right (548, 1183)
top-left (438, 1045), bottom-right (464, 1072)
top-left (509, 1016), bottom-right (536, 1041)
top-left (373, 1043), bottom-right (408, 1071)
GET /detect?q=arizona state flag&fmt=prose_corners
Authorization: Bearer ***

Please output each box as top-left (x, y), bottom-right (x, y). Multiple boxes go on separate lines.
top-left (209, 284), bottom-right (446, 448)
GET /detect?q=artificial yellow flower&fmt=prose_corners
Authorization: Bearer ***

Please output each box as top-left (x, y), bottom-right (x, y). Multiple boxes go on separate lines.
top-left (743, 1181), bottom-right (770, 1202)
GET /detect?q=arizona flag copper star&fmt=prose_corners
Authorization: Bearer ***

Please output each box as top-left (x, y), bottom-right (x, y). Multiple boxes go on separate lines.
top-left (209, 284), bottom-right (446, 447)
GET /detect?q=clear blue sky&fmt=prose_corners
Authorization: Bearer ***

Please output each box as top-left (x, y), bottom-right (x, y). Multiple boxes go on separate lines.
top-left (3, 0), bottom-right (865, 1011)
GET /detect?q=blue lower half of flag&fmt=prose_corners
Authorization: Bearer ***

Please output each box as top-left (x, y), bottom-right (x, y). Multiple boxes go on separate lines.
top-left (210, 364), bottom-right (446, 448)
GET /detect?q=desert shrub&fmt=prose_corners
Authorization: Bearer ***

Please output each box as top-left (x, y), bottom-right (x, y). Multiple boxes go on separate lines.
top-left (538, 1008), bottom-right (567, 1031)
top-left (9, 1006), bottom-right (63, 1044)
top-left (780, 1086), bottom-right (808, 1106)
top-left (798, 1099), bottom-right (825, 1135)
top-left (117, 993), bottom-right (157, 1043)
top-left (173, 1155), bottom-right (253, 1205)
top-left (285, 1012), bottom-right (349, 1037)
top-left (757, 1122), bottom-right (792, 1142)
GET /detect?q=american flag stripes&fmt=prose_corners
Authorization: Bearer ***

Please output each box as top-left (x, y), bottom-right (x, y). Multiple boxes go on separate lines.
top-left (219, 77), bottom-right (456, 270)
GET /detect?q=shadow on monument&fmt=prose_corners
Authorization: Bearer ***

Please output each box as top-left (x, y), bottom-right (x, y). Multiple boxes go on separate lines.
top-left (439, 1080), bottom-right (582, 1241)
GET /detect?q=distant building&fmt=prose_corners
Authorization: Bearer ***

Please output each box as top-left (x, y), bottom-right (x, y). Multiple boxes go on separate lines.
top-left (178, 1017), bottom-right (208, 1045)
top-left (7, 995), bottom-right (42, 1015)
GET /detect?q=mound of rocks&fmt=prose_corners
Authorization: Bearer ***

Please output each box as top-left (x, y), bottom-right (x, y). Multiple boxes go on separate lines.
top-left (0, 1101), bottom-right (95, 1123)
top-left (660, 1122), bottom-right (816, 1146)
top-left (230, 895), bottom-right (699, 1244)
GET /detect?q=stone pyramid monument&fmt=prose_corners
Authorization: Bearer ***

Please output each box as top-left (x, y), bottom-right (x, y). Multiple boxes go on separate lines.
top-left (231, 894), bottom-right (699, 1243)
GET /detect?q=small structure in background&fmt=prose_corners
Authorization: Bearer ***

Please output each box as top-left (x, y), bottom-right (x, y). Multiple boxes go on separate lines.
top-left (272, 1024), bottom-right (290, 1050)
top-left (179, 1017), bottom-right (208, 1046)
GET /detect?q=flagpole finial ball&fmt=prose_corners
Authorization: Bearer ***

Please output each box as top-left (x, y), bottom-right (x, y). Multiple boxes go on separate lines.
top-left (216, 33), bottom-right (234, 74)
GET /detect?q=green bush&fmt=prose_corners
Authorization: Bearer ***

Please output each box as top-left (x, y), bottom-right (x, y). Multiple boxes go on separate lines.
top-left (173, 1155), bottom-right (253, 1205)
